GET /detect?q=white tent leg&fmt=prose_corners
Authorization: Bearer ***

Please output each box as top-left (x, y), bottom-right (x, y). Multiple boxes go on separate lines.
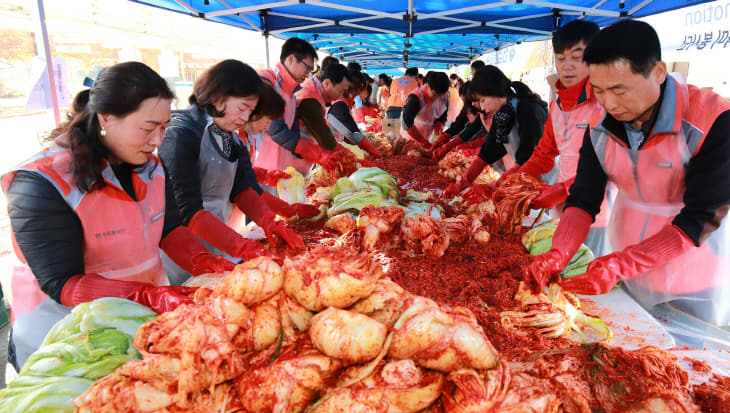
top-left (264, 33), bottom-right (271, 69)
top-left (36, 0), bottom-right (60, 126)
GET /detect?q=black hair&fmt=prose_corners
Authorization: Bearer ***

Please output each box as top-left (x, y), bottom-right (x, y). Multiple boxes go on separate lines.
top-left (449, 73), bottom-right (459, 80)
top-left (346, 61), bottom-right (362, 73)
top-left (316, 63), bottom-right (352, 85)
top-left (49, 61), bottom-right (174, 193)
top-left (280, 37), bottom-right (318, 63)
top-left (405, 67), bottom-right (419, 77)
top-left (427, 72), bottom-right (450, 95)
top-left (190, 59), bottom-right (262, 117)
top-left (378, 73), bottom-right (389, 82)
top-left (251, 82), bottom-right (285, 120)
top-left (320, 56), bottom-right (340, 72)
top-left (471, 65), bottom-right (541, 101)
top-left (470, 60), bottom-right (486, 71)
top-left (583, 19), bottom-right (661, 77)
top-left (552, 19), bottom-right (599, 54)
top-left (417, 74), bottom-right (424, 80)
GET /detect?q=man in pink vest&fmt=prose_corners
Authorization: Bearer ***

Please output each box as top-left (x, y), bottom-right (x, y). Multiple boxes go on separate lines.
top-left (294, 63), bottom-right (352, 151)
top-left (497, 20), bottom-right (612, 257)
top-left (401, 71), bottom-right (451, 148)
top-left (256, 38), bottom-right (337, 175)
top-left (527, 20), bottom-right (730, 326)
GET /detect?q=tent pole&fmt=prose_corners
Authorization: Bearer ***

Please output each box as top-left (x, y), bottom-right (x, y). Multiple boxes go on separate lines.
top-left (36, 0), bottom-right (60, 126)
top-left (264, 33), bottom-right (271, 69)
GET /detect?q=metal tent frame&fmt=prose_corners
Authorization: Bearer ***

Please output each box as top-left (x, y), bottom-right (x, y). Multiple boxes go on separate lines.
top-left (130, 0), bottom-right (712, 70)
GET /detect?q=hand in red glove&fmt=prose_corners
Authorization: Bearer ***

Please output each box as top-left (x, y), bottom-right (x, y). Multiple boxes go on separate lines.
top-left (357, 137), bottom-right (383, 159)
top-left (561, 225), bottom-right (694, 295)
top-left (441, 157), bottom-right (488, 199)
top-left (126, 285), bottom-right (197, 314)
top-left (405, 125), bottom-right (431, 148)
top-left (60, 273), bottom-right (197, 314)
top-left (461, 184), bottom-right (495, 205)
top-left (494, 164), bottom-right (521, 188)
top-left (294, 138), bottom-right (336, 170)
top-left (259, 212), bottom-right (305, 250)
top-left (253, 167), bottom-right (291, 187)
top-left (531, 182), bottom-right (570, 210)
top-left (261, 191), bottom-right (319, 220)
top-left (433, 121), bottom-right (445, 137)
top-left (186, 210), bottom-right (274, 262)
top-left (189, 251), bottom-right (236, 276)
top-left (524, 207), bottom-right (593, 291)
top-left (430, 133), bottom-right (452, 152)
top-left (433, 136), bottom-right (463, 160)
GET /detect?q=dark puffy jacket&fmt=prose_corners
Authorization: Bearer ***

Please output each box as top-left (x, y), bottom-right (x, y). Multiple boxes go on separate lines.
top-left (159, 104), bottom-right (261, 225)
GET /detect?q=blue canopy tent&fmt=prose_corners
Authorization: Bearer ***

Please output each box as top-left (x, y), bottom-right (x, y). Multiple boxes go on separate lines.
top-left (129, 0), bottom-right (712, 71)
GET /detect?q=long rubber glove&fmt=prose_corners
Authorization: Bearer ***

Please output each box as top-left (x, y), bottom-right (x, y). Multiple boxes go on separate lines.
top-left (461, 184), bottom-right (494, 205)
top-left (433, 136), bottom-right (463, 160)
top-left (518, 153), bottom-right (556, 180)
top-left (235, 188), bottom-right (305, 250)
top-left (294, 139), bottom-right (337, 171)
top-left (531, 178), bottom-right (575, 210)
top-left (188, 209), bottom-right (273, 260)
top-left (405, 125), bottom-right (431, 148)
top-left (357, 136), bottom-right (383, 158)
top-left (253, 167), bottom-right (291, 187)
top-left (160, 225), bottom-right (238, 275)
top-left (430, 132), bottom-right (452, 152)
top-left (442, 156), bottom-right (487, 198)
top-left (561, 225), bottom-right (695, 295)
top-left (261, 191), bottom-right (319, 219)
top-left (524, 207), bottom-right (593, 290)
top-left (433, 121), bottom-right (445, 137)
top-left (61, 273), bottom-right (196, 314)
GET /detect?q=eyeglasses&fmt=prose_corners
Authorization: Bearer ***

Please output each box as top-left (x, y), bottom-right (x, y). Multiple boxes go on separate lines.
top-left (297, 58), bottom-right (316, 74)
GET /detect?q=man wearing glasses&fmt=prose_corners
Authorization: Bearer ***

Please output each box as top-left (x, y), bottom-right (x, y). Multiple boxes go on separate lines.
top-left (255, 38), bottom-right (321, 176)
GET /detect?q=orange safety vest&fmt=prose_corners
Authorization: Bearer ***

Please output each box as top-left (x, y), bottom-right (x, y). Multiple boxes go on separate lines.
top-left (446, 86), bottom-right (463, 123)
top-left (548, 81), bottom-right (613, 229)
top-left (255, 63), bottom-right (310, 174)
top-left (1, 143), bottom-right (168, 313)
top-left (589, 75), bottom-right (730, 315)
top-left (387, 76), bottom-right (418, 108)
top-left (294, 76), bottom-right (329, 146)
top-left (2, 143), bottom-right (168, 364)
top-left (400, 84), bottom-right (449, 143)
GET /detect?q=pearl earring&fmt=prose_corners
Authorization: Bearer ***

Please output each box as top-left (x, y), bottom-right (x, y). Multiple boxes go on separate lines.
top-left (100, 127), bottom-right (106, 137)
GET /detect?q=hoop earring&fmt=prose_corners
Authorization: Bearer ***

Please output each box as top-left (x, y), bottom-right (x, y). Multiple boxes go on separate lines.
top-left (100, 127), bottom-right (106, 137)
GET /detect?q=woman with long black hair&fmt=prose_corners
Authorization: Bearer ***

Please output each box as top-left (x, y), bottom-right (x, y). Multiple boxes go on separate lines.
top-left (443, 65), bottom-right (548, 198)
top-left (3, 62), bottom-right (234, 367)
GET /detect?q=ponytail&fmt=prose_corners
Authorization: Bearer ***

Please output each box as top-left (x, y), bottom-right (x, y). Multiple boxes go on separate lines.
top-left (509, 81), bottom-right (542, 101)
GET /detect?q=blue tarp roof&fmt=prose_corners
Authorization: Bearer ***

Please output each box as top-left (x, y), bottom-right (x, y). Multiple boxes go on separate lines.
top-left (131, 0), bottom-right (712, 70)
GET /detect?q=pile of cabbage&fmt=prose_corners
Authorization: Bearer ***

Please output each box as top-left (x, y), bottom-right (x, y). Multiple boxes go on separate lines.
top-left (522, 219), bottom-right (595, 278)
top-left (0, 298), bottom-right (156, 412)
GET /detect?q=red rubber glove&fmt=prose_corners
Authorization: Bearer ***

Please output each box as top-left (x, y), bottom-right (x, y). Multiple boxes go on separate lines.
top-left (357, 158), bottom-right (377, 167)
top-left (433, 136), bottom-right (463, 160)
top-left (294, 138), bottom-right (336, 170)
top-left (531, 180), bottom-right (572, 210)
top-left (357, 137), bottom-right (383, 158)
top-left (405, 125), bottom-right (431, 148)
top-left (259, 212), bottom-right (305, 250)
top-left (441, 157), bottom-right (488, 198)
top-left (262, 191), bottom-right (319, 219)
top-left (160, 225), bottom-right (237, 275)
top-left (433, 121), bottom-right (445, 137)
top-left (253, 167), bottom-right (291, 187)
top-left (187, 210), bottom-right (273, 261)
top-left (561, 225), bottom-right (694, 295)
top-left (494, 164), bottom-right (521, 188)
top-left (525, 207), bottom-right (593, 290)
top-left (61, 273), bottom-right (196, 314)
top-left (461, 184), bottom-right (495, 205)
top-left (430, 132), bottom-right (452, 152)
